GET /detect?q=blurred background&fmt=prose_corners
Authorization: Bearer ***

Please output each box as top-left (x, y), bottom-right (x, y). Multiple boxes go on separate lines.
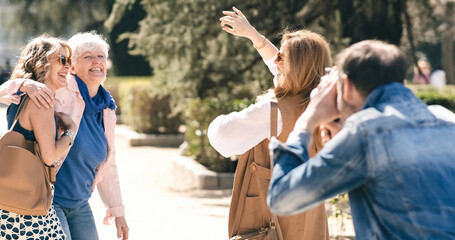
top-left (1, 0), bottom-right (454, 90)
top-left (0, 1), bottom-right (454, 239)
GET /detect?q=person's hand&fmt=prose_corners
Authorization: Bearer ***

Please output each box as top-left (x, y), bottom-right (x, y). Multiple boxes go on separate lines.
top-left (21, 79), bottom-right (54, 109)
top-left (220, 7), bottom-right (257, 39)
top-left (320, 118), bottom-right (344, 145)
top-left (55, 112), bottom-right (75, 132)
top-left (295, 68), bottom-right (341, 133)
top-left (115, 216), bottom-right (129, 240)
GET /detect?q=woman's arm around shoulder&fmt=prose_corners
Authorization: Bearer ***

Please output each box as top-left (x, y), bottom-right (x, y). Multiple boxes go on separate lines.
top-left (0, 79), bottom-right (27, 105)
top-left (0, 79), bottom-right (53, 108)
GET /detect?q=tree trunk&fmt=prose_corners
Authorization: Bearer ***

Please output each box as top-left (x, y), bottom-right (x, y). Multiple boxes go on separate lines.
top-left (442, 36), bottom-right (454, 84)
top-left (442, 2), bottom-right (455, 85)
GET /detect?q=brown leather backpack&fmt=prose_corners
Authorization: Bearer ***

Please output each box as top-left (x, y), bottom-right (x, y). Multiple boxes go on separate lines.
top-left (0, 96), bottom-right (55, 215)
top-left (228, 99), bottom-right (329, 240)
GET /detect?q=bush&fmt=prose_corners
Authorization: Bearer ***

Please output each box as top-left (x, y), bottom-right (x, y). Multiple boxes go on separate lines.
top-left (407, 84), bottom-right (455, 112)
top-left (104, 76), bottom-right (152, 116)
top-left (118, 79), bottom-right (183, 134)
top-left (184, 98), bottom-right (254, 173)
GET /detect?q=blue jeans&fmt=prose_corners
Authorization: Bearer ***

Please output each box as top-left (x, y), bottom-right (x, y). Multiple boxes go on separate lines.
top-left (53, 202), bottom-right (99, 240)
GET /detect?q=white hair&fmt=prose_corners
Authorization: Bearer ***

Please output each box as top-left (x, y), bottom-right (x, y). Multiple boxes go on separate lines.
top-left (68, 31), bottom-right (109, 63)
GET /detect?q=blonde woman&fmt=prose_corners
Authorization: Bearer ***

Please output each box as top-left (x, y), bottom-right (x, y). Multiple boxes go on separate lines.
top-left (208, 7), bottom-right (330, 240)
top-left (0, 35), bottom-right (75, 239)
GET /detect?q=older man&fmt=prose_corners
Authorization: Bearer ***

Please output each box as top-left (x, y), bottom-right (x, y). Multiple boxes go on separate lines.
top-left (267, 40), bottom-right (455, 239)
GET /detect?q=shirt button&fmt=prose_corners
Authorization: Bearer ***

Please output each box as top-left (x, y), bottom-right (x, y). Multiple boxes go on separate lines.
top-left (251, 165), bottom-right (257, 172)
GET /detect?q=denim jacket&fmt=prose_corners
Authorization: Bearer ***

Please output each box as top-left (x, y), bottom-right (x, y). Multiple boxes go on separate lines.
top-left (267, 82), bottom-right (455, 239)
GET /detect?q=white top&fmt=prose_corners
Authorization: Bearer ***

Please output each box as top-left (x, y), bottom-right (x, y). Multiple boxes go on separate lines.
top-left (207, 55), bottom-right (283, 157)
top-left (430, 70), bottom-right (446, 87)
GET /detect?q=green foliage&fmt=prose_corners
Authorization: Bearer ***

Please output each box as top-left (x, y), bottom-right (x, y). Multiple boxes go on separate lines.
top-left (338, 0), bottom-right (403, 45)
top-left (184, 98), bottom-right (254, 173)
top-left (0, 0), bottom-right (151, 77)
top-left (104, 0), bottom-right (435, 112)
top-left (407, 84), bottom-right (455, 112)
top-left (103, 76), bottom-right (151, 115)
top-left (327, 193), bottom-right (351, 219)
top-left (118, 78), bottom-right (183, 134)
top-left (106, 0), bottom-right (348, 112)
top-left (105, 0), bottom-right (152, 76)
top-left (0, 0), bottom-right (109, 47)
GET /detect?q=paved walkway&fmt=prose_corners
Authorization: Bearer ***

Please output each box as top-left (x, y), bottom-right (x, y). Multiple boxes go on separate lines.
top-left (90, 135), bottom-right (232, 240)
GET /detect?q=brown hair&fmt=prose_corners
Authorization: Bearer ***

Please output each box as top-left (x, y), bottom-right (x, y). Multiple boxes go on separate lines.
top-left (11, 34), bottom-right (72, 83)
top-left (274, 30), bottom-right (332, 105)
top-left (336, 40), bottom-right (407, 97)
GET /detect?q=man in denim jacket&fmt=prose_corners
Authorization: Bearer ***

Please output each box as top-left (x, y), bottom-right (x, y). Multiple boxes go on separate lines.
top-left (267, 40), bottom-right (455, 239)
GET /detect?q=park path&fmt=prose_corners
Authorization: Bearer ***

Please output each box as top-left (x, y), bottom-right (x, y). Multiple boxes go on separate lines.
top-left (90, 134), bottom-right (232, 240)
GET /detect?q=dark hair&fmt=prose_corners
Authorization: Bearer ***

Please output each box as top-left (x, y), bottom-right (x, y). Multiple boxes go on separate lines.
top-left (336, 40), bottom-right (407, 97)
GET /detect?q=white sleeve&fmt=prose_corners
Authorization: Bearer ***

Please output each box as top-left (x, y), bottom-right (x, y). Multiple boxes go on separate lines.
top-left (264, 54), bottom-right (279, 87)
top-left (428, 105), bottom-right (455, 123)
top-left (208, 99), bottom-right (282, 158)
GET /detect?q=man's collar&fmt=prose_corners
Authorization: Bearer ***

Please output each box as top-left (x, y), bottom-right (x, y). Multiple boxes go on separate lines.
top-left (361, 82), bottom-right (408, 110)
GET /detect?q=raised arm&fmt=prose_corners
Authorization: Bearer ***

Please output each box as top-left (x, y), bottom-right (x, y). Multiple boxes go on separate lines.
top-left (220, 7), bottom-right (278, 60)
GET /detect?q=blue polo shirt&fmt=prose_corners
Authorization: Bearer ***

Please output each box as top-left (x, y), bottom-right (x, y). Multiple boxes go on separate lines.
top-left (53, 110), bottom-right (107, 208)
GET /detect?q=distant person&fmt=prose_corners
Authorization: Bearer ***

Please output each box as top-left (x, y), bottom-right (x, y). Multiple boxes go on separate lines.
top-left (267, 40), bottom-right (455, 239)
top-left (209, 7), bottom-right (330, 240)
top-left (0, 34), bottom-right (74, 240)
top-left (0, 60), bottom-right (11, 85)
top-left (430, 69), bottom-right (447, 87)
top-left (0, 32), bottom-right (129, 240)
top-left (412, 59), bottom-right (431, 84)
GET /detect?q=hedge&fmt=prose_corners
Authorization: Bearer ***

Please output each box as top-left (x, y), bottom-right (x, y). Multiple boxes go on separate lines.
top-left (104, 76), bottom-right (151, 116)
top-left (183, 98), bottom-right (254, 173)
top-left (407, 83), bottom-right (455, 112)
top-left (117, 79), bottom-right (183, 134)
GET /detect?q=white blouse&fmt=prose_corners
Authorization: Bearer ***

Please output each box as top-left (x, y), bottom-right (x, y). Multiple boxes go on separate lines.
top-left (207, 55), bottom-right (283, 158)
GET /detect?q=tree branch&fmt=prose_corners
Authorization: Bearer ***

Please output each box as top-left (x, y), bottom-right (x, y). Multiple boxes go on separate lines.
top-left (402, 0), bottom-right (429, 83)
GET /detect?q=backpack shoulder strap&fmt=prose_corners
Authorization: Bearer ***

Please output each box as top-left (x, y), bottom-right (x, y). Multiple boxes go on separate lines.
top-left (270, 99), bottom-right (278, 138)
top-left (9, 95), bottom-right (30, 131)
top-left (269, 99), bottom-right (281, 236)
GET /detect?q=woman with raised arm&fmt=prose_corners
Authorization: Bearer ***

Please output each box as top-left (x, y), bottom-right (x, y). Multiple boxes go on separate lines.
top-left (208, 7), bottom-right (330, 240)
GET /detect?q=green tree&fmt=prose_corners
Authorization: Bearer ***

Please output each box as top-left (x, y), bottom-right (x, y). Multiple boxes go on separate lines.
top-left (105, 0), bottom-right (152, 76)
top-left (338, 0), bottom-right (404, 45)
top-left (107, 0), bottom-right (435, 105)
top-left (0, 0), bottom-right (108, 47)
top-left (106, 0), bottom-right (345, 109)
top-left (400, 0), bottom-right (455, 84)
top-left (0, 0), bottom-right (151, 76)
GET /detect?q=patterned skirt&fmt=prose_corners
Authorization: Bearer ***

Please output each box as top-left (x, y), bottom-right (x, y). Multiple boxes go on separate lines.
top-left (0, 186), bottom-right (66, 240)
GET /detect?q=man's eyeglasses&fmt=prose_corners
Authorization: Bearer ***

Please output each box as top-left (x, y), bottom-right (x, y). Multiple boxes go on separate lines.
top-left (276, 52), bottom-right (284, 63)
top-left (58, 55), bottom-right (72, 66)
